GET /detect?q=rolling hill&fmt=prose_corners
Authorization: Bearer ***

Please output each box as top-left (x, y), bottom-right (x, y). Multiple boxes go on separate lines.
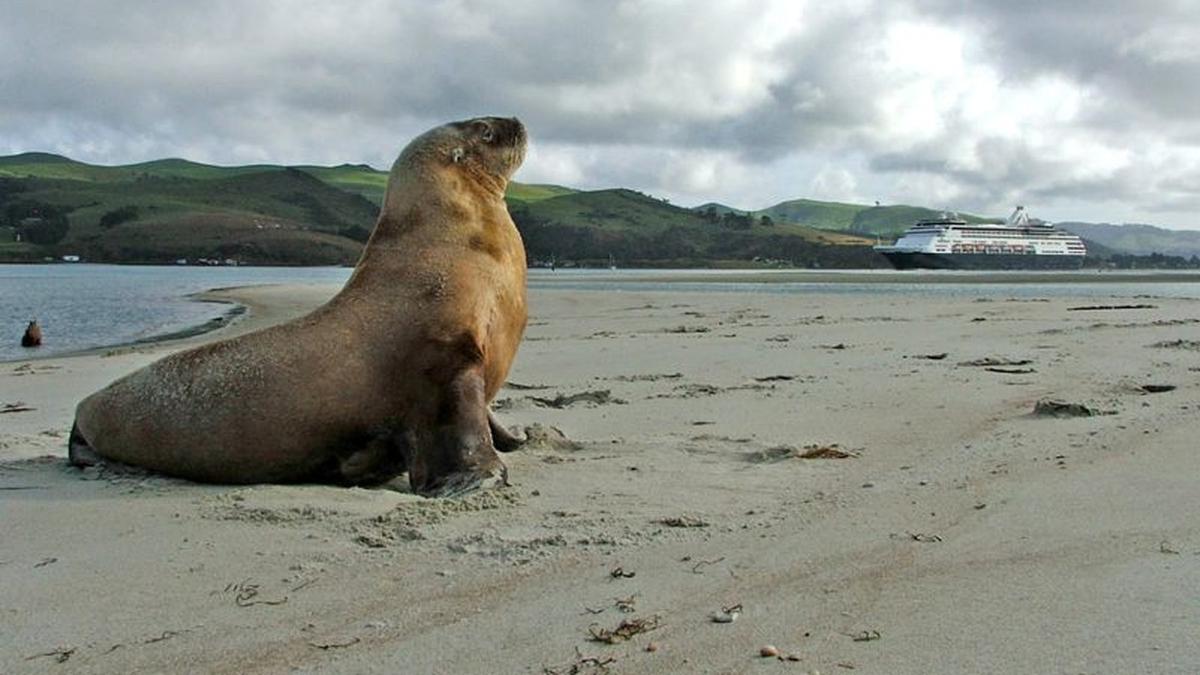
top-left (702, 197), bottom-right (998, 236)
top-left (0, 153), bottom-right (581, 265)
top-left (4, 151), bottom-right (1196, 267)
top-left (1058, 222), bottom-right (1200, 259)
top-left (511, 189), bottom-right (880, 266)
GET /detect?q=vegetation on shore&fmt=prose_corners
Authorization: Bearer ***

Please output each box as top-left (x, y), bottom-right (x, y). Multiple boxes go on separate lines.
top-left (2, 152), bottom-right (1196, 268)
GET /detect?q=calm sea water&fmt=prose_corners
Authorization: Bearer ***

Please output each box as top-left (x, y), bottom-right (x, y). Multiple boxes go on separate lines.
top-left (3, 264), bottom-right (1198, 362)
top-left (1, 264), bottom-right (352, 362)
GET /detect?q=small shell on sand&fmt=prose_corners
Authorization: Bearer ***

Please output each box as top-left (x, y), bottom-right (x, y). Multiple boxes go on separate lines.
top-left (712, 609), bottom-right (740, 623)
top-left (760, 645), bottom-right (780, 657)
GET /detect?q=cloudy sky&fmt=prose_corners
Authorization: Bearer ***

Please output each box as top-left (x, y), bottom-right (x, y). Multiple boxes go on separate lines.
top-left (3, 1), bottom-right (1199, 228)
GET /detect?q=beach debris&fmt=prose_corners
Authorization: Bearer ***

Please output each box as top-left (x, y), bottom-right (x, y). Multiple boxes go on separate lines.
top-left (849, 630), bottom-right (881, 642)
top-left (645, 642), bottom-right (660, 653)
top-left (1067, 303), bottom-right (1156, 311)
top-left (609, 566), bottom-right (636, 579)
top-left (25, 646), bottom-right (75, 663)
top-left (799, 444), bottom-right (856, 459)
top-left (818, 343), bottom-right (848, 350)
top-left (971, 317), bottom-right (987, 322)
top-left (958, 357), bottom-right (1032, 367)
top-left (522, 424), bottom-right (582, 451)
top-left (1150, 339), bottom-right (1200, 351)
top-left (985, 367), bottom-right (1036, 374)
top-left (308, 637), bottom-right (361, 650)
top-left (1033, 399), bottom-right (1096, 418)
top-left (664, 325), bottom-right (711, 334)
top-left (528, 390), bottom-right (625, 408)
top-left (767, 334), bottom-right (792, 342)
top-left (103, 627), bottom-right (197, 655)
top-left (760, 645), bottom-right (781, 658)
top-left (711, 603), bottom-right (742, 623)
top-left (544, 648), bottom-right (617, 674)
top-left (611, 372), bottom-right (682, 382)
top-left (1141, 384), bottom-right (1176, 393)
top-left (33, 557), bottom-right (58, 568)
top-left (754, 374), bottom-right (796, 381)
top-left (224, 579), bottom-right (288, 607)
top-left (656, 515), bottom-right (709, 528)
top-left (614, 594), bottom-right (639, 613)
top-left (588, 616), bottom-right (661, 644)
top-left (652, 383), bottom-right (722, 398)
top-left (913, 353), bottom-right (948, 360)
top-left (1, 402), bottom-right (36, 414)
top-left (21, 320), bottom-right (42, 348)
top-left (11, 363), bottom-right (60, 375)
top-left (905, 532), bottom-right (943, 543)
top-left (505, 381), bottom-right (552, 390)
top-left (1159, 540), bottom-right (1181, 555)
top-left (746, 444), bottom-right (857, 463)
top-left (690, 556), bottom-right (727, 574)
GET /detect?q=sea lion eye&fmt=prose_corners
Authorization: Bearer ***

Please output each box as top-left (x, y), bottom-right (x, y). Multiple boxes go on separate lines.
top-left (472, 120), bottom-right (494, 142)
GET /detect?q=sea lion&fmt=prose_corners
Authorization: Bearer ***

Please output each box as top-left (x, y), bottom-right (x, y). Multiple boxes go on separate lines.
top-left (21, 320), bottom-right (42, 348)
top-left (69, 116), bottom-right (529, 496)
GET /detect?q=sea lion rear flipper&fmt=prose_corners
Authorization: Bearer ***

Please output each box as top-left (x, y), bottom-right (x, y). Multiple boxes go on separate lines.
top-left (410, 364), bottom-right (508, 497)
top-left (489, 409), bottom-right (526, 452)
top-left (67, 422), bottom-right (102, 467)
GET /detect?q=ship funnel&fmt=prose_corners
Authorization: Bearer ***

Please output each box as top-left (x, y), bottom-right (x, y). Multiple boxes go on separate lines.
top-left (1007, 206), bottom-right (1030, 226)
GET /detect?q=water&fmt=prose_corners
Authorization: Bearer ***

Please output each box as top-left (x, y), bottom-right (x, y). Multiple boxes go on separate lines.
top-left (1, 264), bottom-right (352, 362)
top-left (3, 264), bottom-right (1198, 362)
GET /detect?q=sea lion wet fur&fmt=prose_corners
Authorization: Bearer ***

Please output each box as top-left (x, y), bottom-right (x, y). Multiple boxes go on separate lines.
top-left (69, 116), bottom-right (529, 496)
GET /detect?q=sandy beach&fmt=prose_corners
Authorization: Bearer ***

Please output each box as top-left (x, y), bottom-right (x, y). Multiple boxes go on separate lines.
top-left (2, 280), bottom-right (1199, 674)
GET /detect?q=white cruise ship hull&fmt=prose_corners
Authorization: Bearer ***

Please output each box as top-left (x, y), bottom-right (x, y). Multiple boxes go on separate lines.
top-left (878, 251), bottom-right (1086, 271)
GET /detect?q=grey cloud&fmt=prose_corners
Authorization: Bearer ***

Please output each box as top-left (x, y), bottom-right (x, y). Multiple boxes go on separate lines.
top-left (1, 1), bottom-right (1198, 227)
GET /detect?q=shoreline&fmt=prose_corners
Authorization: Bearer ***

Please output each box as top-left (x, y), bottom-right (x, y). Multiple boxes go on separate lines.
top-left (6, 267), bottom-right (1199, 365)
top-left (8, 268), bottom-right (1199, 364)
top-left (537, 268), bottom-right (1200, 284)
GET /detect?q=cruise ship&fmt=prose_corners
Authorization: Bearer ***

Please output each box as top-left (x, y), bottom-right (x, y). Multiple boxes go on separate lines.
top-left (873, 206), bottom-right (1087, 270)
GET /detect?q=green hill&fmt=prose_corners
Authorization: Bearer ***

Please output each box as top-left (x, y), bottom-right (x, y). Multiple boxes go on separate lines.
top-left (1058, 222), bottom-right (1200, 259)
top-left (512, 188), bottom-right (879, 266)
top-left (23, 151), bottom-right (1191, 268)
top-left (0, 152), bottom-right (590, 265)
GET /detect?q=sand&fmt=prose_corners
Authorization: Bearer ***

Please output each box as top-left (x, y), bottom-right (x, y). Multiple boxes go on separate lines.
top-left (2, 280), bottom-right (1198, 674)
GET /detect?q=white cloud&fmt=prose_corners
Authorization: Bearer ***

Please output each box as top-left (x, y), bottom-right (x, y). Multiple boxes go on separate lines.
top-left (0, 0), bottom-right (1197, 228)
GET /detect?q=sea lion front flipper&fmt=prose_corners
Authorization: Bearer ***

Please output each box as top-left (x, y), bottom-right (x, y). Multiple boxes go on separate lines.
top-left (410, 364), bottom-right (508, 497)
top-left (489, 409), bottom-right (526, 452)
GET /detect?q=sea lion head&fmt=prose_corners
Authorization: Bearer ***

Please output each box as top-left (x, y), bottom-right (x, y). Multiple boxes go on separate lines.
top-left (447, 116), bottom-right (527, 182)
top-left (393, 116), bottom-right (526, 193)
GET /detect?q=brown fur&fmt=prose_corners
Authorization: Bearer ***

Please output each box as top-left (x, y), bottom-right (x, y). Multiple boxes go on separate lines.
top-left (70, 117), bottom-right (528, 496)
top-left (21, 320), bottom-right (42, 348)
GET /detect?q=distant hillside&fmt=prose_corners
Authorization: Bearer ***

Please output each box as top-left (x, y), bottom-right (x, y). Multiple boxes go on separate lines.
top-left (752, 199), bottom-right (996, 235)
top-left (0, 153), bottom-right (582, 265)
top-left (8, 151), bottom-right (1196, 267)
top-left (512, 189), bottom-right (881, 267)
top-left (1059, 222), bottom-right (1200, 259)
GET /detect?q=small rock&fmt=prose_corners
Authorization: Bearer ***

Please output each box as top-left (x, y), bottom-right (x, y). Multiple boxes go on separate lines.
top-left (760, 645), bottom-right (780, 658)
top-left (645, 641), bottom-right (660, 653)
